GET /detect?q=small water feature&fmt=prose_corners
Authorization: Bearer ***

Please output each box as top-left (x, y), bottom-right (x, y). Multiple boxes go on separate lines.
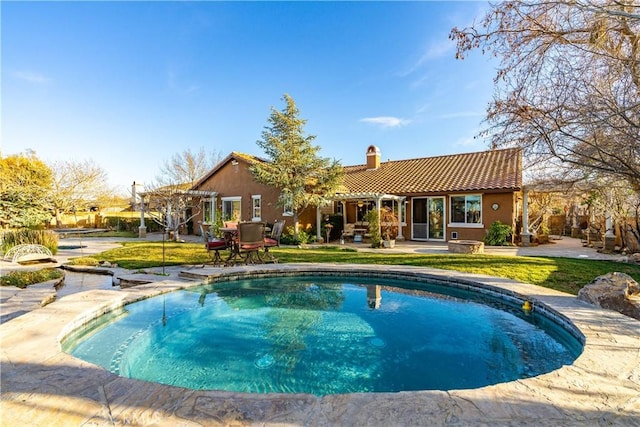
top-left (63, 275), bottom-right (583, 396)
top-left (55, 271), bottom-right (117, 298)
top-left (57, 245), bottom-right (87, 250)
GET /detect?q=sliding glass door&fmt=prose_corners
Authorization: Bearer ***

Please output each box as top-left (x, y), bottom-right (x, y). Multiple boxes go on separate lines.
top-left (412, 197), bottom-right (445, 240)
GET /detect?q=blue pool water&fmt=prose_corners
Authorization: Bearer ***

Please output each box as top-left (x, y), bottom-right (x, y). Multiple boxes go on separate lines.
top-left (64, 276), bottom-right (583, 395)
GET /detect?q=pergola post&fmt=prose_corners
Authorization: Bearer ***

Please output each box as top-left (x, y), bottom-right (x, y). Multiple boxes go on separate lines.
top-left (570, 202), bottom-right (580, 238)
top-left (604, 195), bottom-right (616, 252)
top-left (341, 201), bottom-right (347, 228)
top-left (138, 197), bottom-right (147, 238)
top-left (521, 188), bottom-right (532, 246)
top-left (132, 182), bottom-right (147, 238)
top-left (396, 198), bottom-right (405, 240)
top-left (316, 206), bottom-right (322, 242)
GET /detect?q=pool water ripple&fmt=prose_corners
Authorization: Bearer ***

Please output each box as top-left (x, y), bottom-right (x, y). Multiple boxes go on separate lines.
top-left (66, 276), bottom-right (583, 395)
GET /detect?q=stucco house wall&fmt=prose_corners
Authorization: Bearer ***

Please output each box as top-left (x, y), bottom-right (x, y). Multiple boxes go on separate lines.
top-left (192, 146), bottom-right (523, 243)
top-left (191, 154), bottom-right (291, 234)
top-left (339, 146), bottom-right (522, 242)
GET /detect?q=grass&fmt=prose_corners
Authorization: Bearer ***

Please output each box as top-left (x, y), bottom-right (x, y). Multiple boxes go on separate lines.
top-left (0, 268), bottom-right (63, 288)
top-left (66, 242), bottom-right (640, 295)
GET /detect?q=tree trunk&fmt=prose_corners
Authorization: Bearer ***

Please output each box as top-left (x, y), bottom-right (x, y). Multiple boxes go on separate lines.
top-left (293, 211), bottom-right (300, 239)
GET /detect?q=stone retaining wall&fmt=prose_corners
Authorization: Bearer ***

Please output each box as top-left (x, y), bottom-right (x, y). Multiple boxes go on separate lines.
top-left (448, 240), bottom-right (485, 254)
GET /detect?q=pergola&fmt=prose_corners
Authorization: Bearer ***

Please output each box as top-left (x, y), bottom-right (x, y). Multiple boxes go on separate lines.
top-left (316, 192), bottom-right (406, 242)
top-left (135, 187), bottom-right (217, 238)
top-left (520, 179), bottom-right (614, 247)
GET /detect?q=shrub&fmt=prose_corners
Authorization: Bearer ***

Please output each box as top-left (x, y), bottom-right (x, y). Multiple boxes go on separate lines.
top-left (66, 257), bottom-right (100, 266)
top-left (0, 268), bottom-right (63, 288)
top-left (280, 226), bottom-right (310, 245)
top-left (364, 209), bottom-right (381, 248)
top-left (0, 229), bottom-right (58, 255)
top-left (484, 221), bottom-right (513, 246)
top-left (103, 216), bottom-right (162, 233)
top-left (320, 214), bottom-right (344, 241)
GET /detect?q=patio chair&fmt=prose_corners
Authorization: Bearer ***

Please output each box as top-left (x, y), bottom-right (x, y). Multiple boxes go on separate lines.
top-left (236, 222), bottom-right (265, 265)
top-left (263, 220), bottom-right (285, 263)
top-left (342, 223), bottom-right (355, 241)
top-left (200, 224), bottom-right (229, 267)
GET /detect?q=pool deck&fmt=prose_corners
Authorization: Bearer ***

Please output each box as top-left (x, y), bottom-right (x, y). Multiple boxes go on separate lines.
top-left (1, 261), bottom-right (639, 426)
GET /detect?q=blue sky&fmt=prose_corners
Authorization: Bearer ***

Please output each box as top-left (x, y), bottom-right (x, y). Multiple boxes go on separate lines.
top-left (2, 1), bottom-right (496, 194)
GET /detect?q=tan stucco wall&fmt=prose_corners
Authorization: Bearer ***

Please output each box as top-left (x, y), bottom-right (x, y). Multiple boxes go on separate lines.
top-left (192, 156), bottom-right (520, 242)
top-left (446, 192), bottom-right (517, 242)
top-left (402, 192), bottom-right (518, 242)
top-left (193, 159), bottom-right (288, 233)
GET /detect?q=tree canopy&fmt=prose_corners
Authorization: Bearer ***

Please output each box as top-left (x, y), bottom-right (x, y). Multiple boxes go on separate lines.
top-left (0, 151), bottom-right (53, 228)
top-left (48, 159), bottom-right (112, 227)
top-left (156, 147), bottom-right (222, 187)
top-left (450, 0), bottom-right (639, 189)
top-left (250, 94), bottom-right (343, 236)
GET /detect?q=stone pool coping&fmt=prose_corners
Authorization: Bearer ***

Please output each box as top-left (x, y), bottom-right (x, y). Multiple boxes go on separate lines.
top-left (1, 263), bottom-right (639, 426)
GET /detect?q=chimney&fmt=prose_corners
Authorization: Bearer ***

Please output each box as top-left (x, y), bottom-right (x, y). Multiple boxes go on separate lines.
top-left (366, 145), bottom-right (381, 170)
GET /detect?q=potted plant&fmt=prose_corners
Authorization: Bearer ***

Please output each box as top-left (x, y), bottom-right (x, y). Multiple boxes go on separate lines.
top-left (380, 207), bottom-right (398, 248)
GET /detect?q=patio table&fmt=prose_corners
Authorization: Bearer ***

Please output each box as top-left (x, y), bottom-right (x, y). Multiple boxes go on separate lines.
top-left (219, 227), bottom-right (240, 266)
top-left (353, 228), bottom-right (367, 243)
top-left (221, 224), bottom-right (267, 265)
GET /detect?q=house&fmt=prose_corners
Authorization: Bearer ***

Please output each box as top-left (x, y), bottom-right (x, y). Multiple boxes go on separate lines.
top-left (335, 145), bottom-right (522, 242)
top-left (191, 146), bottom-right (523, 242)
top-left (190, 152), bottom-right (299, 232)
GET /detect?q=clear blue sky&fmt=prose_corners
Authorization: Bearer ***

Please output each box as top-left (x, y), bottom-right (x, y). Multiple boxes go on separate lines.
top-left (2, 1), bottom-right (496, 195)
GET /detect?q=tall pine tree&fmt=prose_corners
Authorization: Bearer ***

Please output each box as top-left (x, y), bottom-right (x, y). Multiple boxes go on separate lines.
top-left (251, 94), bottom-right (343, 237)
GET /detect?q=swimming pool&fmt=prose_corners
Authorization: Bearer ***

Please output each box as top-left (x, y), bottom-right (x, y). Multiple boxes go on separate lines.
top-left (63, 274), bottom-right (583, 395)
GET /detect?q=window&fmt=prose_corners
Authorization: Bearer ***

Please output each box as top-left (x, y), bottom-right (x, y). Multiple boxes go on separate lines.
top-left (356, 201), bottom-right (373, 222)
top-left (202, 197), bottom-right (214, 224)
top-left (282, 193), bottom-right (293, 216)
top-left (252, 195), bottom-right (262, 221)
top-left (450, 195), bottom-right (482, 225)
top-left (222, 197), bottom-right (241, 221)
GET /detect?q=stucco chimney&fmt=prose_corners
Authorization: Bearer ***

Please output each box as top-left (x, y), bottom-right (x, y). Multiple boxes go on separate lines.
top-left (366, 145), bottom-right (381, 170)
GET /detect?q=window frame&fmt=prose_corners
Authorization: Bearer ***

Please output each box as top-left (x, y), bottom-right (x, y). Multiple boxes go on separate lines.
top-left (251, 195), bottom-right (262, 222)
top-left (282, 194), bottom-right (293, 217)
top-left (221, 196), bottom-right (241, 221)
top-left (448, 194), bottom-right (483, 227)
top-left (202, 197), bottom-right (214, 224)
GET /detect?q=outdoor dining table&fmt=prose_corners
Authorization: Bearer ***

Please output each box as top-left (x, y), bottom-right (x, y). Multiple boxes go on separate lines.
top-left (219, 227), bottom-right (240, 266)
top-left (219, 224), bottom-right (268, 266)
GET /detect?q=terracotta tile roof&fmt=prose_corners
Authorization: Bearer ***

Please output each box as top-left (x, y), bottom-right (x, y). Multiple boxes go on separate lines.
top-left (342, 148), bottom-right (522, 195)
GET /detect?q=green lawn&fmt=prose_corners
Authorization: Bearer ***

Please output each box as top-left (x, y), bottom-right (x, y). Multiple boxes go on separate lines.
top-left (65, 242), bottom-right (640, 295)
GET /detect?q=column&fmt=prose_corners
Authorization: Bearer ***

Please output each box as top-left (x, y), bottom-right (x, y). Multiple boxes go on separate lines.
top-left (396, 198), bottom-right (405, 241)
top-left (521, 188), bottom-right (532, 246)
top-left (604, 203), bottom-right (616, 252)
top-left (570, 203), bottom-right (580, 238)
top-left (316, 206), bottom-right (322, 242)
top-left (138, 196), bottom-right (147, 238)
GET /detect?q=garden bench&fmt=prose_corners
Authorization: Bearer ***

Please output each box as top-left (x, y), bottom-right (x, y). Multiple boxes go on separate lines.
top-left (3, 244), bottom-right (55, 264)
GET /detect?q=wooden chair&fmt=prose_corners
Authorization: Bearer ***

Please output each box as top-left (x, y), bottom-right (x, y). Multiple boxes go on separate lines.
top-left (236, 222), bottom-right (265, 265)
top-left (263, 220), bottom-right (285, 263)
top-left (342, 223), bottom-right (355, 241)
